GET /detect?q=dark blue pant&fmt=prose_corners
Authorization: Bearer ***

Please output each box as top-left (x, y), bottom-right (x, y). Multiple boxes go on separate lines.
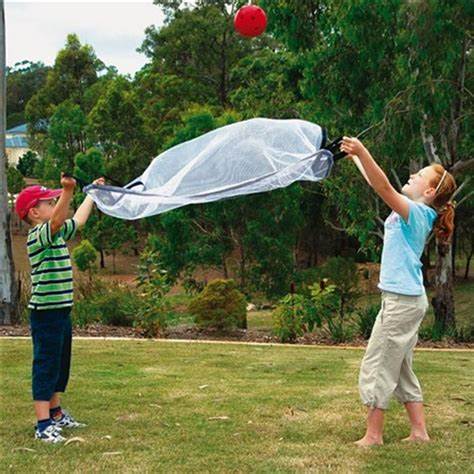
top-left (30, 307), bottom-right (72, 401)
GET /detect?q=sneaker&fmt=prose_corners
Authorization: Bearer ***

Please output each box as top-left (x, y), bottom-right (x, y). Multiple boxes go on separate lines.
top-left (54, 410), bottom-right (87, 429)
top-left (35, 424), bottom-right (66, 444)
top-left (51, 420), bottom-right (63, 432)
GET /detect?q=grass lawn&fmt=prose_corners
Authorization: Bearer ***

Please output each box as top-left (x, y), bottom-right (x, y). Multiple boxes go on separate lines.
top-left (0, 339), bottom-right (472, 473)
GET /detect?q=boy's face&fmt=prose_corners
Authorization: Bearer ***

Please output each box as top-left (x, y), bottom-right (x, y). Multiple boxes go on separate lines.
top-left (401, 166), bottom-right (438, 202)
top-left (27, 198), bottom-right (57, 224)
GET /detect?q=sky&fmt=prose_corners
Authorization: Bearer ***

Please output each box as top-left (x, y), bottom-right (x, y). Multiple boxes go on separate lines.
top-left (5, 1), bottom-right (166, 75)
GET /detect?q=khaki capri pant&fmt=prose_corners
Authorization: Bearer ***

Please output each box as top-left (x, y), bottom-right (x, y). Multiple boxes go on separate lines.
top-left (359, 291), bottom-right (429, 410)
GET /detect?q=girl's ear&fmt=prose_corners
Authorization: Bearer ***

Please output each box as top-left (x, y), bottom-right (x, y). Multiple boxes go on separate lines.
top-left (424, 186), bottom-right (436, 202)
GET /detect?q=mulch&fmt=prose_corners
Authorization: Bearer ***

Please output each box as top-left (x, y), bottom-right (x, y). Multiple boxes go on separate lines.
top-left (1, 324), bottom-right (472, 349)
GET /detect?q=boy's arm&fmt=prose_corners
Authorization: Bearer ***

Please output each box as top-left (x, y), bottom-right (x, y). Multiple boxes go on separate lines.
top-left (73, 177), bottom-right (105, 228)
top-left (50, 175), bottom-right (76, 236)
top-left (74, 195), bottom-right (95, 228)
top-left (341, 137), bottom-right (409, 222)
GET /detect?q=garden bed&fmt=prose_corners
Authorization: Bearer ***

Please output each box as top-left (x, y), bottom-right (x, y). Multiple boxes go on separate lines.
top-left (1, 323), bottom-right (472, 349)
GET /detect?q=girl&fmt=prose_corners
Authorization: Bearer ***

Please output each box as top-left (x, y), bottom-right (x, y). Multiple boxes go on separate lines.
top-left (340, 137), bottom-right (456, 447)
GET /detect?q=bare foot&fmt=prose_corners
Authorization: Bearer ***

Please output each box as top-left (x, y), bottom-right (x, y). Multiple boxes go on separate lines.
top-left (354, 436), bottom-right (383, 447)
top-left (401, 434), bottom-right (430, 443)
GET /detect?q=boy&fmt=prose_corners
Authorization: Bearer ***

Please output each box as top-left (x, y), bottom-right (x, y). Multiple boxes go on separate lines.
top-left (15, 174), bottom-right (104, 443)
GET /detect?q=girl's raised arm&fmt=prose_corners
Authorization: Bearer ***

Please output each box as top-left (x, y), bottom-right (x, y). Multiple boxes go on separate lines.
top-left (341, 137), bottom-right (409, 222)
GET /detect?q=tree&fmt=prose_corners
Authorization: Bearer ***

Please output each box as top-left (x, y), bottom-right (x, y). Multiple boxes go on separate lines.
top-left (394, 0), bottom-right (473, 333)
top-left (6, 60), bottom-right (49, 128)
top-left (261, 0), bottom-right (473, 330)
top-left (230, 50), bottom-right (304, 118)
top-left (72, 239), bottom-right (97, 282)
top-left (83, 214), bottom-right (136, 274)
top-left (107, 217), bottom-right (137, 274)
top-left (150, 107), bottom-right (306, 297)
top-left (87, 76), bottom-right (154, 183)
top-left (46, 101), bottom-right (88, 174)
top-left (73, 147), bottom-right (105, 185)
top-left (0, 0), bottom-right (18, 324)
top-left (17, 150), bottom-right (39, 177)
top-left (6, 166), bottom-right (25, 213)
top-left (140, 1), bottom-right (265, 107)
top-left (25, 34), bottom-right (104, 152)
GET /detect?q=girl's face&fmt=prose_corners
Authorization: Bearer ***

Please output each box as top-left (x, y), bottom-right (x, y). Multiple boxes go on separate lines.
top-left (28, 198), bottom-right (57, 223)
top-left (401, 166), bottom-right (438, 202)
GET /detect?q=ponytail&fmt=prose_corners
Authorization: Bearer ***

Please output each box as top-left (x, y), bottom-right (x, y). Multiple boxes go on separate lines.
top-left (433, 201), bottom-right (455, 242)
top-left (430, 164), bottom-right (457, 243)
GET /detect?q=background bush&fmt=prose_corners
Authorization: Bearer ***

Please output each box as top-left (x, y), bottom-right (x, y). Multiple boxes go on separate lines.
top-left (188, 279), bottom-right (247, 331)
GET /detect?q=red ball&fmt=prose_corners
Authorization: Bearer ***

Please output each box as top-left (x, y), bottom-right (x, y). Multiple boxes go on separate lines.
top-left (234, 5), bottom-right (267, 38)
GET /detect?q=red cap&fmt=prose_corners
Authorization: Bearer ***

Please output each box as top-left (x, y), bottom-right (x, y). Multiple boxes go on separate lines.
top-left (15, 185), bottom-right (62, 220)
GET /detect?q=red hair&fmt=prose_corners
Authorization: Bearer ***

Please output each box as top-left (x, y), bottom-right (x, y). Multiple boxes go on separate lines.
top-left (429, 164), bottom-right (457, 242)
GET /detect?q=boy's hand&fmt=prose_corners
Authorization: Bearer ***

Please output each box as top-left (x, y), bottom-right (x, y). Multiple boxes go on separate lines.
top-left (341, 137), bottom-right (366, 157)
top-left (92, 177), bottom-right (105, 186)
top-left (61, 173), bottom-right (76, 191)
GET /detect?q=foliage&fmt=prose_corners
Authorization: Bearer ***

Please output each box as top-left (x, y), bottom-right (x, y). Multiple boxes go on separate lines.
top-left (6, 166), bottom-right (25, 195)
top-left (6, 60), bottom-right (49, 128)
top-left (310, 283), bottom-right (354, 343)
top-left (11, 0), bottom-right (470, 330)
top-left (16, 151), bottom-right (39, 177)
top-left (318, 257), bottom-right (360, 319)
top-left (72, 283), bottom-right (139, 328)
top-left (356, 303), bottom-right (379, 340)
top-left (188, 279), bottom-right (247, 331)
top-left (273, 293), bottom-right (318, 343)
top-left (72, 239), bottom-right (97, 282)
top-left (47, 101), bottom-right (88, 173)
top-left (135, 248), bottom-right (172, 337)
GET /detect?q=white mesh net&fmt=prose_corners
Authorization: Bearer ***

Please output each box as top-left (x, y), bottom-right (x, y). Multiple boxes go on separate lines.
top-left (84, 118), bottom-right (334, 220)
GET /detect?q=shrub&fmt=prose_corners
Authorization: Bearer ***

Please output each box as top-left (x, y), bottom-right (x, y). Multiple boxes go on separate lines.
top-left (94, 285), bottom-right (139, 327)
top-left (319, 257), bottom-right (360, 319)
top-left (134, 248), bottom-right (172, 337)
top-left (453, 326), bottom-right (474, 343)
top-left (419, 323), bottom-right (473, 343)
top-left (72, 283), bottom-right (140, 327)
top-left (273, 293), bottom-right (318, 343)
top-left (356, 303), bottom-right (380, 339)
top-left (292, 267), bottom-right (321, 297)
top-left (310, 282), bottom-right (355, 343)
top-left (72, 298), bottom-right (101, 328)
top-left (188, 279), bottom-right (247, 331)
top-left (183, 276), bottom-right (206, 295)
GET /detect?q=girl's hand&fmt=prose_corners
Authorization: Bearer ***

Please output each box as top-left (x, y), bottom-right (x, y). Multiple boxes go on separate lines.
top-left (341, 137), bottom-right (366, 157)
top-left (93, 177), bottom-right (105, 186)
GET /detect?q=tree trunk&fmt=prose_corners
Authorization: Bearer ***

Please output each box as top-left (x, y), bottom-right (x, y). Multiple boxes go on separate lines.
top-left (219, 26), bottom-right (228, 107)
top-left (99, 248), bottom-right (105, 269)
top-left (238, 240), bottom-right (246, 290)
top-left (451, 217), bottom-right (457, 277)
top-left (421, 248), bottom-right (431, 287)
top-left (431, 239), bottom-right (456, 333)
top-left (0, 2), bottom-right (18, 324)
top-left (464, 250), bottom-right (472, 280)
top-left (222, 256), bottom-right (228, 279)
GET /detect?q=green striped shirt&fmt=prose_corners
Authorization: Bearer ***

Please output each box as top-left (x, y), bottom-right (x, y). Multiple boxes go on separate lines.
top-left (27, 219), bottom-right (77, 310)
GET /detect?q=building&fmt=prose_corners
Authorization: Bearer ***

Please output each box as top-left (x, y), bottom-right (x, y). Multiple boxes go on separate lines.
top-left (6, 124), bottom-right (30, 167)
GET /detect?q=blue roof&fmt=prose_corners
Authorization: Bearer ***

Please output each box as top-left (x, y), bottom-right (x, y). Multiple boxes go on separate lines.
top-left (6, 123), bottom-right (27, 134)
top-left (6, 136), bottom-right (28, 148)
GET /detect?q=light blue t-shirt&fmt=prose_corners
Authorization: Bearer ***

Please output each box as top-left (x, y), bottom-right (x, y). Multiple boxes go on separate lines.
top-left (378, 198), bottom-right (437, 296)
